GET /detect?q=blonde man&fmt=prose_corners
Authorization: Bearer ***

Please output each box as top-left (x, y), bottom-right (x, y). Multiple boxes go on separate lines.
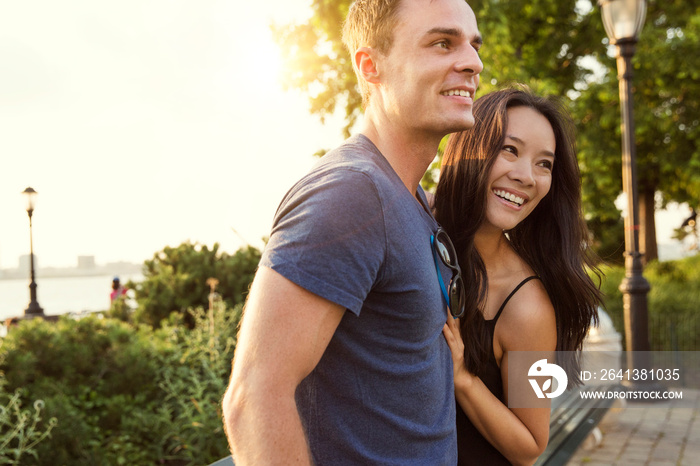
top-left (223, 1), bottom-right (483, 463)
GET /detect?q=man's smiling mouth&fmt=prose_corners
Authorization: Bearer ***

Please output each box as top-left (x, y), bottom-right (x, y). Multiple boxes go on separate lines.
top-left (441, 90), bottom-right (471, 97)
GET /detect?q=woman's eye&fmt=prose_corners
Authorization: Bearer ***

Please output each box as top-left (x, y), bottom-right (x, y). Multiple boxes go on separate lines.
top-left (538, 160), bottom-right (554, 170)
top-left (502, 145), bottom-right (517, 155)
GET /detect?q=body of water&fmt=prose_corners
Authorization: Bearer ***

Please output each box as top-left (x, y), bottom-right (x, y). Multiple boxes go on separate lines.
top-left (0, 274), bottom-right (142, 322)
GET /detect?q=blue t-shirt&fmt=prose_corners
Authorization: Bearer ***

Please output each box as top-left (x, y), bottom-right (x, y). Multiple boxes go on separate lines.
top-left (260, 134), bottom-right (457, 465)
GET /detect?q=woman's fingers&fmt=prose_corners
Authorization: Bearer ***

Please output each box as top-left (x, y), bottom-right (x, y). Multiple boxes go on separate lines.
top-left (442, 323), bottom-right (453, 344)
top-left (443, 318), bottom-right (464, 353)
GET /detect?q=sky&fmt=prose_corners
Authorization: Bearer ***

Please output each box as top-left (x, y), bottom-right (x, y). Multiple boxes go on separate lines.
top-left (0, 0), bottom-right (692, 270)
top-left (0, 0), bottom-right (347, 269)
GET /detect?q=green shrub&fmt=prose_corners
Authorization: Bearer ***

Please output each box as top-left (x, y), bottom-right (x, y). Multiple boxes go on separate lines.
top-left (0, 316), bottom-right (175, 464)
top-left (0, 302), bottom-right (241, 465)
top-left (156, 303), bottom-right (241, 462)
top-left (597, 254), bottom-right (700, 351)
top-left (130, 242), bottom-right (260, 328)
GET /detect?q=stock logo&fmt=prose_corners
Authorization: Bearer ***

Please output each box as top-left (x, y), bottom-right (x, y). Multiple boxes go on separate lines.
top-left (528, 359), bottom-right (568, 399)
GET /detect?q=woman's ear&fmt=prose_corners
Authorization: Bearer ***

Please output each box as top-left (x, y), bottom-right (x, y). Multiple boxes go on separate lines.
top-left (355, 47), bottom-right (380, 84)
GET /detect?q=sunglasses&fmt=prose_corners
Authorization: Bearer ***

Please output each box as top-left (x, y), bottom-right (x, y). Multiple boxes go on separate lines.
top-left (430, 227), bottom-right (466, 318)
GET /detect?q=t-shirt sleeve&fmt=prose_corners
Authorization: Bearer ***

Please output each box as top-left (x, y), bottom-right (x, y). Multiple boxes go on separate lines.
top-left (260, 168), bottom-right (386, 315)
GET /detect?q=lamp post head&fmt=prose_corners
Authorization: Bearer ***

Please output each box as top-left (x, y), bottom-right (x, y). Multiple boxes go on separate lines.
top-left (598, 0), bottom-right (647, 45)
top-left (22, 187), bottom-right (38, 215)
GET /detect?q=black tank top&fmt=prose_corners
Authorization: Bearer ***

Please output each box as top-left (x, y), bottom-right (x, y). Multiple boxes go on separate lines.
top-left (456, 276), bottom-right (540, 466)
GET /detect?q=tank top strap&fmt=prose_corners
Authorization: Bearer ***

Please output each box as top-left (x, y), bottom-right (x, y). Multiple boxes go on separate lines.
top-left (492, 276), bottom-right (540, 324)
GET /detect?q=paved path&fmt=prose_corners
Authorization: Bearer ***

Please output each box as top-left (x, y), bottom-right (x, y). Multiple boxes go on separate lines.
top-left (566, 388), bottom-right (700, 465)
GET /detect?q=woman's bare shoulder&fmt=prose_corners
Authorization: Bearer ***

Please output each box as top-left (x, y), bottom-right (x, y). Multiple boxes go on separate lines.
top-left (496, 278), bottom-right (556, 352)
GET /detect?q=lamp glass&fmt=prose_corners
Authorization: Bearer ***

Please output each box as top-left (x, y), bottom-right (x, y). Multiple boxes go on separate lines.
top-left (600, 0), bottom-right (647, 42)
top-left (22, 187), bottom-right (37, 213)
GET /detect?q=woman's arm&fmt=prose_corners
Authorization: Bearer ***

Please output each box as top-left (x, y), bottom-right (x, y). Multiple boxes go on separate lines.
top-left (443, 281), bottom-right (556, 466)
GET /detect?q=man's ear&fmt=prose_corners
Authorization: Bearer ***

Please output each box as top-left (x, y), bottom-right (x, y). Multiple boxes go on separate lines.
top-left (354, 47), bottom-right (380, 84)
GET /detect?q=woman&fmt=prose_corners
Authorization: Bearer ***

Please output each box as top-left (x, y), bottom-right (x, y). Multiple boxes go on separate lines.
top-left (434, 88), bottom-right (603, 466)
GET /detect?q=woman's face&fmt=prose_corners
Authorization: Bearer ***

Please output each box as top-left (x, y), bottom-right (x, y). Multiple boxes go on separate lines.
top-left (481, 106), bottom-right (556, 233)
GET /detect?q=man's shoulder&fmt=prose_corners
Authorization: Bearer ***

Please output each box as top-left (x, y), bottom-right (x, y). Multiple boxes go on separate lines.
top-left (274, 135), bottom-right (391, 219)
top-left (315, 135), bottom-right (387, 175)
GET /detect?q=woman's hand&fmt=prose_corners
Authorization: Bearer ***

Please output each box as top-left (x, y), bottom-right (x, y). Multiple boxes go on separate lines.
top-left (442, 317), bottom-right (475, 388)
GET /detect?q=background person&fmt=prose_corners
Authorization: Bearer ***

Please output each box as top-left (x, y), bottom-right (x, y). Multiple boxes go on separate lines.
top-left (221, 0), bottom-right (483, 464)
top-left (110, 276), bottom-right (127, 303)
top-left (435, 88), bottom-right (603, 465)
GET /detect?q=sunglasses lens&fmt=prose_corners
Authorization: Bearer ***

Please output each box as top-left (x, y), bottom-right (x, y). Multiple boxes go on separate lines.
top-left (450, 275), bottom-right (465, 318)
top-left (436, 242), bottom-right (451, 265)
top-left (432, 228), bottom-right (465, 318)
top-left (435, 231), bottom-right (456, 266)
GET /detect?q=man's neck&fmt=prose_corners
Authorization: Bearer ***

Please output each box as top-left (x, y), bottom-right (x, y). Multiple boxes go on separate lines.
top-left (359, 109), bottom-right (443, 196)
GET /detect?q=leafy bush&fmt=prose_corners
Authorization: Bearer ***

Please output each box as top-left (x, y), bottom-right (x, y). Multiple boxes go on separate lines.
top-left (130, 242), bottom-right (260, 328)
top-left (598, 254), bottom-right (700, 351)
top-left (0, 316), bottom-right (175, 465)
top-left (156, 303), bottom-right (241, 462)
top-left (0, 300), bottom-right (241, 465)
top-left (0, 240), bottom-right (257, 463)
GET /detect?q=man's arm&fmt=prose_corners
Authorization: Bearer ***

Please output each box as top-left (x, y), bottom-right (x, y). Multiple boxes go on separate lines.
top-left (222, 266), bottom-right (345, 465)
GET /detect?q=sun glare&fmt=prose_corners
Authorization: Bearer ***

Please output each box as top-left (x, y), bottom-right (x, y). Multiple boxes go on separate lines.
top-left (247, 35), bottom-right (284, 89)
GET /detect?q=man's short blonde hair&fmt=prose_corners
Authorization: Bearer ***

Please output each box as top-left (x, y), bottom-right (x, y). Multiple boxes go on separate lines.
top-left (342, 0), bottom-right (405, 108)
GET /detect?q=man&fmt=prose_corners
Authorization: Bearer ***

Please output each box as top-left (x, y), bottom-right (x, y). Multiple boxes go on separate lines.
top-left (222, 0), bottom-right (482, 463)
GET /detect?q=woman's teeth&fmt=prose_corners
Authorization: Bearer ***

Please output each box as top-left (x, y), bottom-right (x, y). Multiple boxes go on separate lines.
top-left (493, 189), bottom-right (524, 206)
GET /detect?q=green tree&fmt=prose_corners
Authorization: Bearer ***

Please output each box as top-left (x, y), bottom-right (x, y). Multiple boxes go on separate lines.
top-left (575, 0), bottom-right (700, 262)
top-left (273, 0), bottom-right (700, 263)
top-left (131, 241), bottom-right (260, 328)
top-left (273, 1), bottom-right (357, 138)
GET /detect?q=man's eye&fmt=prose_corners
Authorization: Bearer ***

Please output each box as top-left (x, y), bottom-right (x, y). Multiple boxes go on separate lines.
top-left (435, 41), bottom-right (448, 49)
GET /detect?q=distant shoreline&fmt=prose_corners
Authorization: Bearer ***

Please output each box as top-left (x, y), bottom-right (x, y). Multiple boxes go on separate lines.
top-left (0, 262), bottom-right (142, 281)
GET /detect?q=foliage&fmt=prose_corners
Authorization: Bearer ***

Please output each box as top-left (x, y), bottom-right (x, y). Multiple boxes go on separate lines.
top-left (272, 0), bottom-right (358, 138)
top-left (131, 241), bottom-right (260, 328)
top-left (156, 303), bottom-right (241, 462)
top-left (671, 208), bottom-right (699, 253)
top-left (0, 388), bottom-right (56, 465)
top-left (0, 241), bottom-right (256, 464)
top-left (598, 254), bottom-right (700, 352)
top-left (272, 0), bottom-right (700, 263)
top-left (0, 316), bottom-right (175, 465)
top-left (0, 300), bottom-right (242, 465)
top-left (575, 0), bottom-right (700, 261)
top-left (106, 293), bottom-right (131, 322)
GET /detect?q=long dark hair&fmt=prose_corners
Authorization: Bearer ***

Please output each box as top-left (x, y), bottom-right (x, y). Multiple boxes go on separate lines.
top-left (434, 87), bottom-right (602, 386)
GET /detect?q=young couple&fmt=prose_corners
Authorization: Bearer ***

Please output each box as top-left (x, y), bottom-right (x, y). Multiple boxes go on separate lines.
top-left (223, 0), bottom-right (601, 465)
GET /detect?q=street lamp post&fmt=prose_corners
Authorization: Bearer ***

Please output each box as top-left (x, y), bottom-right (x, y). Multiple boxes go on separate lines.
top-left (22, 187), bottom-right (44, 316)
top-left (598, 0), bottom-right (654, 390)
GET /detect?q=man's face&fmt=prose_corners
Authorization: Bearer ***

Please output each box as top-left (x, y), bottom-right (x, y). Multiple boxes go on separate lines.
top-left (375, 0), bottom-right (483, 136)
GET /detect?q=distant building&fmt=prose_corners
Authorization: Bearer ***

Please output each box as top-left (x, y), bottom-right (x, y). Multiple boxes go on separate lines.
top-left (77, 255), bottom-right (96, 269)
top-left (18, 254), bottom-right (35, 274)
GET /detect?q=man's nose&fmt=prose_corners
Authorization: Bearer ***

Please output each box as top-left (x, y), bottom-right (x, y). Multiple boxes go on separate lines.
top-left (455, 46), bottom-right (483, 75)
